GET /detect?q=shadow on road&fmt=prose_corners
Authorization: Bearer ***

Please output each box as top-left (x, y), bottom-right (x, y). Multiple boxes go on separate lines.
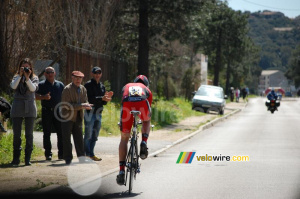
top-left (100, 191), bottom-right (142, 198)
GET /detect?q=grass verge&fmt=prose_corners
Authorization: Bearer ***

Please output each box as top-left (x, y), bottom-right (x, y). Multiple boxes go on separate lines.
top-left (0, 132), bottom-right (43, 165)
top-left (100, 97), bottom-right (205, 136)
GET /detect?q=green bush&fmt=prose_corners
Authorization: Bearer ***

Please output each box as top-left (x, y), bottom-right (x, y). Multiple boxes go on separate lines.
top-left (151, 97), bottom-right (204, 129)
top-left (100, 102), bottom-right (121, 136)
top-left (0, 132), bottom-right (43, 165)
top-left (34, 100), bottom-right (43, 131)
top-left (100, 97), bottom-right (205, 136)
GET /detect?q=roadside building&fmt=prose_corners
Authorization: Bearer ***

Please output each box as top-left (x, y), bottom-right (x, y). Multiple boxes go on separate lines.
top-left (258, 70), bottom-right (290, 95)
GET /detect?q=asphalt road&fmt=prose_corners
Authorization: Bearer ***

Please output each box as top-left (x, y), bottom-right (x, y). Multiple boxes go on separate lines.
top-left (95, 98), bottom-right (300, 199)
top-left (5, 97), bottom-right (300, 199)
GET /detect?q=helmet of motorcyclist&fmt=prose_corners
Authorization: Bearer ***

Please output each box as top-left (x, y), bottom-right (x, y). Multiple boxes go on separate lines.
top-left (270, 89), bottom-right (276, 95)
top-left (133, 75), bottom-right (149, 87)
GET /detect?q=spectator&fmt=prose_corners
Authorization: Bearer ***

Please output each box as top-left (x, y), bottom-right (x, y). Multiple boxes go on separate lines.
top-left (35, 67), bottom-right (64, 160)
top-left (61, 71), bottom-right (93, 165)
top-left (241, 87), bottom-right (247, 100)
top-left (245, 87), bottom-right (249, 97)
top-left (84, 66), bottom-right (113, 161)
top-left (230, 87), bottom-right (234, 102)
top-left (0, 97), bottom-right (11, 132)
top-left (235, 88), bottom-right (240, 102)
top-left (10, 58), bottom-right (39, 166)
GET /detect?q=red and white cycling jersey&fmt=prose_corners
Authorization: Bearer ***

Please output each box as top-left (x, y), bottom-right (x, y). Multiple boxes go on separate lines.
top-left (120, 83), bottom-right (152, 133)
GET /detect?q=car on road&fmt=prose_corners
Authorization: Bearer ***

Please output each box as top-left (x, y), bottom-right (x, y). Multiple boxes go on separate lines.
top-left (192, 85), bottom-right (227, 115)
top-left (285, 91), bottom-right (292, 97)
top-left (276, 92), bottom-right (282, 100)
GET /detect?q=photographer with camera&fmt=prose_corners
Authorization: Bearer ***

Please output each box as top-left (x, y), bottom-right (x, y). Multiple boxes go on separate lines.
top-left (10, 58), bottom-right (39, 166)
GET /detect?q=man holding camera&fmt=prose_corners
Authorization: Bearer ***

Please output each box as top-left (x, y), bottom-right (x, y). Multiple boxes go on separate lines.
top-left (35, 67), bottom-right (64, 160)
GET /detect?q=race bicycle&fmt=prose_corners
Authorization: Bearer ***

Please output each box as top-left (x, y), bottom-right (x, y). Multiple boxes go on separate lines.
top-left (125, 110), bottom-right (142, 194)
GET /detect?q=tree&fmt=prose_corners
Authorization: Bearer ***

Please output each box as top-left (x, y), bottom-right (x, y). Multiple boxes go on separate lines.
top-left (0, 0), bottom-right (55, 93)
top-left (137, 0), bottom-right (149, 77)
top-left (112, 0), bottom-right (207, 79)
top-left (201, 1), bottom-right (230, 86)
top-left (285, 45), bottom-right (300, 87)
top-left (223, 10), bottom-right (250, 93)
top-left (0, 0), bottom-right (121, 93)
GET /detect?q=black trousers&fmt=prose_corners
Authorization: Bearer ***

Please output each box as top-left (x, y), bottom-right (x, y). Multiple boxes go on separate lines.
top-left (42, 107), bottom-right (63, 157)
top-left (12, 117), bottom-right (35, 154)
top-left (61, 113), bottom-right (85, 161)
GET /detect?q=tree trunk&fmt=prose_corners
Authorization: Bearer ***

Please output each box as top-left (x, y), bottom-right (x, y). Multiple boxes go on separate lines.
top-left (225, 57), bottom-right (231, 95)
top-left (137, 0), bottom-right (149, 78)
top-left (0, 0), bottom-right (8, 93)
top-left (189, 43), bottom-right (194, 68)
top-left (214, 29), bottom-right (222, 86)
top-left (165, 72), bottom-right (169, 100)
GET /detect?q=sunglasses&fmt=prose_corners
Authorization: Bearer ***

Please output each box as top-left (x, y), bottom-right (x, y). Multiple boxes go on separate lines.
top-left (45, 71), bottom-right (54, 74)
top-left (94, 72), bottom-right (102, 74)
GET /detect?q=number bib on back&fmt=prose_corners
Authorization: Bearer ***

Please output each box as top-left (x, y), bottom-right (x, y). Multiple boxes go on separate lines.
top-left (128, 86), bottom-right (143, 101)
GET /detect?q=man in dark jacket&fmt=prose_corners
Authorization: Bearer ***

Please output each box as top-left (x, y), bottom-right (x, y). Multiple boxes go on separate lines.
top-left (84, 66), bottom-right (113, 161)
top-left (35, 67), bottom-right (65, 160)
top-left (0, 97), bottom-right (11, 132)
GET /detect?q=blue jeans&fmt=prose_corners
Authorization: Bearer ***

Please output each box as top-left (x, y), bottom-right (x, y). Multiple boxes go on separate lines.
top-left (84, 113), bottom-right (102, 157)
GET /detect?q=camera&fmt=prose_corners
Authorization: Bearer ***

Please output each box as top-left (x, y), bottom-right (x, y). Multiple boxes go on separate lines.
top-left (23, 67), bottom-right (30, 73)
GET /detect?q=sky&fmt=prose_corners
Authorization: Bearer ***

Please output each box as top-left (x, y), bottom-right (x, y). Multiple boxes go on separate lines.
top-left (223, 0), bottom-right (300, 18)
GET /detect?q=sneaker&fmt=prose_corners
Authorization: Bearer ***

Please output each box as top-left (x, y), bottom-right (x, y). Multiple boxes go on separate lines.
top-left (89, 156), bottom-right (102, 161)
top-left (65, 159), bottom-right (72, 165)
top-left (45, 155), bottom-right (52, 161)
top-left (116, 171), bottom-right (125, 185)
top-left (140, 142), bottom-right (148, 160)
top-left (10, 160), bottom-right (20, 167)
top-left (25, 161), bottom-right (31, 166)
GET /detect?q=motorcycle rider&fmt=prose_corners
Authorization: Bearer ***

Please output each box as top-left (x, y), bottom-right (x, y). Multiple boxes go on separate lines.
top-left (266, 89), bottom-right (278, 110)
top-left (267, 89), bottom-right (278, 101)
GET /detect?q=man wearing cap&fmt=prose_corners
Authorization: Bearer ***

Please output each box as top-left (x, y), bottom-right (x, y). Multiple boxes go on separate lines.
top-left (83, 66), bottom-right (113, 161)
top-left (35, 67), bottom-right (64, 161)
top-left (61, 70), bottom-right (93, 165)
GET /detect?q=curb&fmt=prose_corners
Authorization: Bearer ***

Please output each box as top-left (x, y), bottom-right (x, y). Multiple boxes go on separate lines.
top-left (37, 102), bottom-right (247, 193)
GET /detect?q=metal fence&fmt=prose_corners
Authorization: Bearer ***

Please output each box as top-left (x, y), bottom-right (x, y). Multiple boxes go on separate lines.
top-left (66, 45), bottom-right (128, 98)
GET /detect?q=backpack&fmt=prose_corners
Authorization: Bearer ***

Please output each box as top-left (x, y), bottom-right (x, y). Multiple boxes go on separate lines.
top-left (0, 97), bottom-right (11, 119)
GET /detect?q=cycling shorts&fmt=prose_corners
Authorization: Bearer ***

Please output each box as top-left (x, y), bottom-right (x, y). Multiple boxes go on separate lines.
top-left (120, 100), bottom-right (151, 133)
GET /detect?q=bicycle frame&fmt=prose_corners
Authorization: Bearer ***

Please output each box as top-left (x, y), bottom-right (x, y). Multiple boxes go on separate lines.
top-left (124, 110), bottom-right (141, 194)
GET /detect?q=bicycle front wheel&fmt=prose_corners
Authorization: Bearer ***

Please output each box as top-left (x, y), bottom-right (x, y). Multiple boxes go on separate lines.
top-left (128, 137), bottom-right (136, 194)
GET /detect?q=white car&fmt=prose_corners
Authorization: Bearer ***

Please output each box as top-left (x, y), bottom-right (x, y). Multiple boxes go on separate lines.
top-left (192, 85), bottom-right (227, 115)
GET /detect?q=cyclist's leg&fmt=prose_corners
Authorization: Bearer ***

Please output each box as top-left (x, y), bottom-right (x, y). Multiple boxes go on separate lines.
top-left (138, 101), bottom-right (151, 159)
top-left (119, 133), bottom-right (130, 164)
top-left (140, 121), bottom-right (150, 160)
top-left (117, 103), bottom-right (133, 185)
top-left (141, 120), bottom-right (150, 138)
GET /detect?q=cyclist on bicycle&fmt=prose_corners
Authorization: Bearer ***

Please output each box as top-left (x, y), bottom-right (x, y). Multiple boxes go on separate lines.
top-left (116, 75), bottom-right (153, 185)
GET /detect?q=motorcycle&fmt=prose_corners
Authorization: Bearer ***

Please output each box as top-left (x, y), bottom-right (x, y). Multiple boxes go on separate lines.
top-left (265, 99), bottom-right (280, 114)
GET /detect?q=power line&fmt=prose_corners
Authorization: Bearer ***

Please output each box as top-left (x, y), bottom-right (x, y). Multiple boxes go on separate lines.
top-left (242, 0), bottom-right (300, 11)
